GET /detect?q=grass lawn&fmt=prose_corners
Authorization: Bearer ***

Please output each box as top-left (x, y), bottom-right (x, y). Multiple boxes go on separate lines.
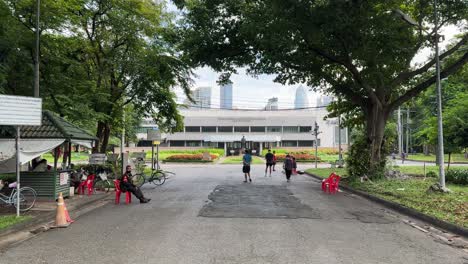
top-left (305, 167), bottom-right (468, 228)
top-left (0, 215), bottom-right (31, 230)
top-left (403, 153), bottom-right (467, 163)
top-left (221, 156), bottom-right (264, 164)
top-left (43, 152), bottom-right (90, 163)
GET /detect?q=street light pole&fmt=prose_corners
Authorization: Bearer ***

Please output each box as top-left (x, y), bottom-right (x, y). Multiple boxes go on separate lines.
top-left (433, 0), bottom-right (447, 190)
top-left (34, 0), bottom-right (40, 98)
top-left (313, 122), bottom-right (320, 169)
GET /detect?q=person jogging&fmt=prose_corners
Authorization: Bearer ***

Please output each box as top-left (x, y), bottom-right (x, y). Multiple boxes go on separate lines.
top-left (242, 150), bottom-right (252, 183)
top-left (264, 149), bottom-right (274, 177)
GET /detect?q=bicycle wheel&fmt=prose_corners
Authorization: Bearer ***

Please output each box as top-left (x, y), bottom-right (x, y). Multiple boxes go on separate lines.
top-left (12, 187), bottom-right (37, 212)
top-left (132, 174), bottom-right (146, 187)
top-left (151, 171), bottom-right (166, 186)
top-left (95, 179), bottom-right (112, 192)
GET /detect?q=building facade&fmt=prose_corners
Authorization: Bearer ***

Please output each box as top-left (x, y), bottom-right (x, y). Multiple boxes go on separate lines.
top-left (137, 109), bottom-right (348, 155)
top-left (220, 82), bottom-right (233, 109)
top-left (264, 97), bottom-right (278, 110)
top-left (184, 86), bottom-right (212, 108)
top-left (294, 86), bottom-right (309, 109)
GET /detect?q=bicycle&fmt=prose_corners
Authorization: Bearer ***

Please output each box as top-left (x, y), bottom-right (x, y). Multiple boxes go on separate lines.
top-left (93, 171), bottom-right (113, 193)
top-left (0, 186), bottom-right (37, 212)
top-left (132, 169), bottom-right (174, 188)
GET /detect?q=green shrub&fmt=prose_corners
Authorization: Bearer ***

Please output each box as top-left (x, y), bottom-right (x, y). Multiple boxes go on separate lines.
top-left (426, 171), bottom-right (437, 178)
top-left (446, 169), bottom-right (468, 185)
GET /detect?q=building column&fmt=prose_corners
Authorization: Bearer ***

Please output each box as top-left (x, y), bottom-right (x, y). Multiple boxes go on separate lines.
top-left (259, 142), bottom-right (263, 155)
top-left (224, 142), bottom-right (227, 157)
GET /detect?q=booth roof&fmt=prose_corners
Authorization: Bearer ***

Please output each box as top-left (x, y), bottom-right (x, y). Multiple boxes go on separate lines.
top-left (0, 111), bottom-right (97, 141)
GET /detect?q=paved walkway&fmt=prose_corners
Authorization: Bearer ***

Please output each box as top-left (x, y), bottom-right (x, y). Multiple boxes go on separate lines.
top-left (0, 164), bottom-right (466, 264)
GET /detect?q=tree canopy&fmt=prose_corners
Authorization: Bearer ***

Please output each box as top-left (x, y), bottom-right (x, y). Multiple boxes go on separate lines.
top-left (178, 0), bottom-right (468, 176)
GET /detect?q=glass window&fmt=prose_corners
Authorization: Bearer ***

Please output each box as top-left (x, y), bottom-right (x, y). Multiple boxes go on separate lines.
top-left (282, 141), bottom-right (297, 147)
top-left (267, 126), bottom-right (281, 133)
top-left (283, 126), bottom-right (298, 133)
top-left (202, 126), bottom-right (217, 132)
top-left (170, 141), bottom-right (185, 147)
top-left (203, 142), bottom-right (218, 147)
top-left (299, 126), bottom-right (312, 133)
top-left (218, 126), bottom-right (233, 132)
top-left (250, 126), bottom-right (265, 132)
top-left (234, 126), bottom-right (249, 132)
top-left (334, 126), bottom-right (348, 144)
top-left (185, 126), bottom-right (200, 132)
top-left (298, 140), bottom-right (314, 147)
top-left (186, 141), bottom-right (201, 147)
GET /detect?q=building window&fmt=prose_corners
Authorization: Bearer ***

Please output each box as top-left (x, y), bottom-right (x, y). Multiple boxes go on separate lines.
top-left (185, 126), bottom-right (201, 132)
top-left (283, 126), bottom-right (298, 133)
top-left (267, 126), bottom-right (281, 133)
top-left (298, 140), bottom-right (314, 147)
top-left (299, 126), bottom-right (312, 133)
top-left (186, 141), bottom-right (201, 147)
top-left (282, 141), bottom-right (297, 147)
top-left (234, 126), bottom-right (249, 132)
top-left (250, 126), bottom-right (265, 132)
top-left (170, 141), bottom-right (185, 147)
top-left (334, 126), bottom-right (348, 144)
top-left (202, 126), bottom-right (217, 132)
top-left (218, 126), bottom-right (233, 133)
top-left (203, 142), bottom-right (218, 148)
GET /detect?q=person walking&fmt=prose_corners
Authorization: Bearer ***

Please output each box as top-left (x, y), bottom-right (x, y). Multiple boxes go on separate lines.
top-left (264, 149), bottom-right (274, 177)
top-left (292, 156), bottom-right (297, 175)
top-left (272, 151), bottom-right (277, 171)
top-left (283, 154), bottom-right (293, 182)
top-left (242, 149), bottom-right (252, 183)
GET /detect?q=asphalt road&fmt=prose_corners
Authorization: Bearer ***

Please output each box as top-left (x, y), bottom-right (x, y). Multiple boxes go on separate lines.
top-left (1, 164), bottom-right (466, 264)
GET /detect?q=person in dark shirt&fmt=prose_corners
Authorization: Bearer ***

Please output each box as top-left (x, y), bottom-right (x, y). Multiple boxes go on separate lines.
top-left (283, 154), bottom-right (293, 182)
top-left (121, 165), bottom-right (151, 203)
top-left (264, 149), bottom-right (274, 177)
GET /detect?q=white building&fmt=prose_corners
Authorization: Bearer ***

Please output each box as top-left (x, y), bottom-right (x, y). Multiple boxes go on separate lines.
top-left (220, 82), bottom-right (233, 109)
top-left (137, 108), bottom-right (348, 155)
top-left (264, 97), bottom-right (278, 110)
top-left (294, 86), bottom-right (309, 109)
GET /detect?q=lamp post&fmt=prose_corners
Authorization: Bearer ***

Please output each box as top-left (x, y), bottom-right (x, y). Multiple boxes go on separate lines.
top-left (393, 1), bottom-right (447, 191)
top-left (34, 0), bottom-right (40, 98)
top-left (313, 122), bottom-right (320, 169)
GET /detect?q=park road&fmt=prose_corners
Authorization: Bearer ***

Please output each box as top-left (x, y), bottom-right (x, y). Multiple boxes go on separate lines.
top-left (1, 164), bottom-right (466, 264)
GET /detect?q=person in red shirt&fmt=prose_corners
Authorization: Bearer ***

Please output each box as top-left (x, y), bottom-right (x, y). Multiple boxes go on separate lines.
top-left (272, 151), bottom-right (277, 171)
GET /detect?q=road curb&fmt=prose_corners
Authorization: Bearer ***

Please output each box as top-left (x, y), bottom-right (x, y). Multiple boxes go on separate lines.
top-left (305, 172), bottom-right (468, 238)
top-left (0, 193), bottom-right (112, 242)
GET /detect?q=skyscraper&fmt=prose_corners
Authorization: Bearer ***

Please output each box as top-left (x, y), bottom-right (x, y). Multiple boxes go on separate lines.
top-left (294, 86), bottom-right (309, 109)
top-left (184, 87), bottom-right (212, 109)
top-left (220, 82), bottom-right (233, 109)
top-left (265, 97), bottom-right (279, 110)
top-left (316, 95), bottom-right (334, 107)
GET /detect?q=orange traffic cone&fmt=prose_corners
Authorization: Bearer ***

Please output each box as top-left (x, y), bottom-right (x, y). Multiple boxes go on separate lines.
top-left (64, 202), bottom-right (74, 223)
top-left (53, 192), bottom-right (70, 228)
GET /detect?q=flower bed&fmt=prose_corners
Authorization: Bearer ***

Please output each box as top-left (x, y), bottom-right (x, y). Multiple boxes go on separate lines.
top-left (164, 154), bottom-right (218, 162)
top-left (275, 153), bottom-right (320, 161)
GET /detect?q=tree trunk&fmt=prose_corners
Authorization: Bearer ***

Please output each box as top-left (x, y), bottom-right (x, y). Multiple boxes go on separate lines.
top-left (93, 122), bottom-right (105, 153)
top-left (366, 105), bottom-right (389, 177)
top-left (99, 123), bottom-right (111, 153)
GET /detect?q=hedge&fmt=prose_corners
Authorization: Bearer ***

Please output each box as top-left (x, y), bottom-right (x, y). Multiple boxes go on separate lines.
top-left (275, 153), bottom-right (320, 161)
top-left (446, 169), bottom-right (468, 185)
top-left (165, 154), bottom-right (218, 162)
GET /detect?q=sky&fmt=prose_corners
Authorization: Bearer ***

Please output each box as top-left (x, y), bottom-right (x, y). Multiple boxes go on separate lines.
top-left (169, 1), bottom-right (463, 109)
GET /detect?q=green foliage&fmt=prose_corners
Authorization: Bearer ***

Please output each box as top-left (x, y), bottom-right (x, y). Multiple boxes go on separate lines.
top-left (426, 171), bottom-right (438, 178)
top-left (446, 169), bottom-right (468, 185)
top-left (0, 215), bottom-right (31, 230)
top-left (179, 0), bottom-right (468, 175)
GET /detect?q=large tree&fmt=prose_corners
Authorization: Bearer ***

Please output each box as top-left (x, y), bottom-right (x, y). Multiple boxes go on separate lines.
top-left (178, 0), bottom-right (468, 175)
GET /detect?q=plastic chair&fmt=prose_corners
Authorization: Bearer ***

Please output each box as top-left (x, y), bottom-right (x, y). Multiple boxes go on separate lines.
top-left (322, 173), bottom-right (341, 194)
top-left (113, 180), bottom-right (131, 204)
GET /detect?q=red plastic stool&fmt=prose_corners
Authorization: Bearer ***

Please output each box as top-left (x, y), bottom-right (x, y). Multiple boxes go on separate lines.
top-left (113, 180), bottom-right (131, 204)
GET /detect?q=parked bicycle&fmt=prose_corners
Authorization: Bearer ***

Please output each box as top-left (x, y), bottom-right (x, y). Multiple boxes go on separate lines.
top-left (93, 170), bottom-right (113, 193)
top-left (132, 168), bottom-right (174, 187)
top-left (0, 186), bottom-right (37, 211)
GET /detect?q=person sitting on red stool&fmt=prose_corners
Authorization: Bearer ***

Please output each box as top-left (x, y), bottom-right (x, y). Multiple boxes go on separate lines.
top-left (120, 165), bottom-right (151, 203)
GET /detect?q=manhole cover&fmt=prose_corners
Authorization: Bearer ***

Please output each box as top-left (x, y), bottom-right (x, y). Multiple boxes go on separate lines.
top-left (199, 185), bottom-right (320, 219)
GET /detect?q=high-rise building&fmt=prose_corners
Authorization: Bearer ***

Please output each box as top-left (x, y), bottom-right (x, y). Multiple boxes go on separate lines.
top-left (316, 95), bottom-right (334, 107)
top-left (265, 97), bottom-right (279, 110)
top-left (184, 87), bottom-right (212, 109)
top-left (220, 82), bottom-right (233, 109)
top-left (294, 86), bottom-right (309, 109)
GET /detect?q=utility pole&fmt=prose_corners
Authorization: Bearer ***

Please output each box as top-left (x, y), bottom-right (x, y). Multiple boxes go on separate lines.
top-left (313, 122), bottom-right (320, 169)
top-left (338, 116), bottom-right (343, 166)
top-left (406, 107), bottom-right (410, 154)
top-left (33, 0), bottom-right (40, 98)
top-left (397, 107), bottom-right (402, 155)
top-left (433, 0), bottom-right (446, 190)
top-left (120, 110), bottom-right (125, 174)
